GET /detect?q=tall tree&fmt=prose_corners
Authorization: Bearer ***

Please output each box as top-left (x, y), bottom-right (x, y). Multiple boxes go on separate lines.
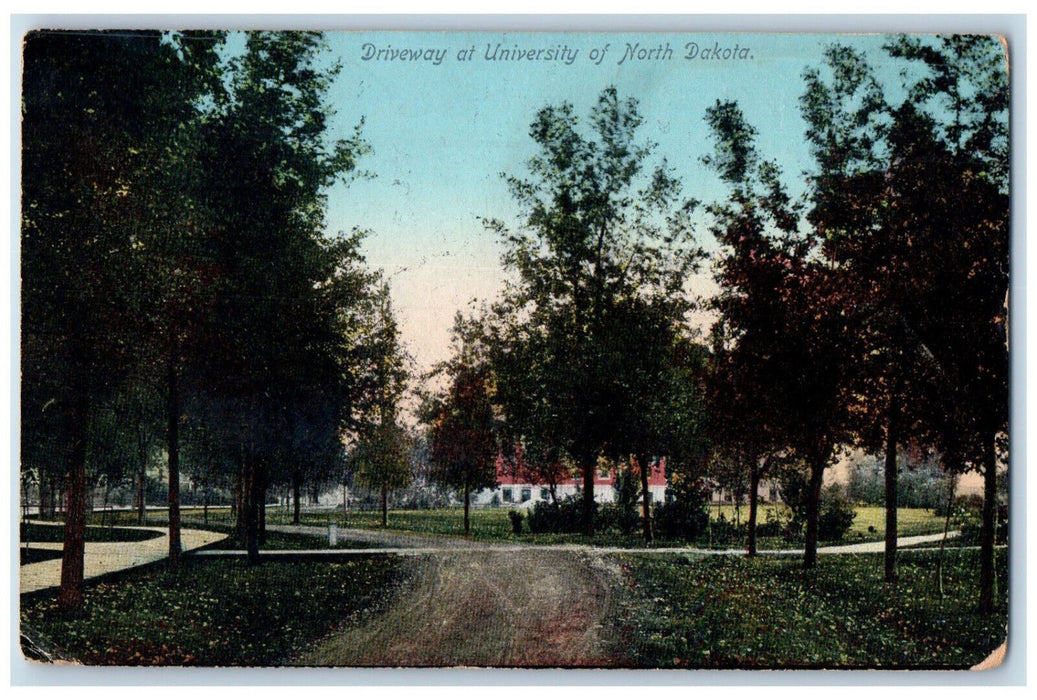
top-left (425, 317), bottom-right (499, 536)
top-left (22, 29), bottom-right (223, 607)
top-left (486, 86), bottom-right (701, 535)
top-left (703, 99), bottom-right (818, 558)
top-left (350, 287), bottom-right (412, 527)
top-left (799, 44), bottom-right (923, 583)
top-left (800, 38), bottom-right (1009, 595)
top-left (885, 34), bottom-right (1009, 615)
top-left (192, 31), bottom-right (370, 562)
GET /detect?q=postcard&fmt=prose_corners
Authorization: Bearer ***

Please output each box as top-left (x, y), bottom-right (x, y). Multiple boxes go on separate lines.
top-left (17, 25), bottom-right (1011, 672)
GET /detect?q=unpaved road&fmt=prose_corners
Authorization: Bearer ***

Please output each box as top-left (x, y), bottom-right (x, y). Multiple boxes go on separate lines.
top-left (264, 523), bottom-right (973, 668)
top-left (292, 549), bottom-right (621, 667)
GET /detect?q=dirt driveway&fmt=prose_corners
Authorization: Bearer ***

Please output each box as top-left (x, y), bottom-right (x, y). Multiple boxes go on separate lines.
top-left (292, 548), bottom-right (622, 667)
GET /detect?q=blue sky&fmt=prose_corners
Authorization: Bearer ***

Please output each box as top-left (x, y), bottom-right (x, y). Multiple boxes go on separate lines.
top-left (307, 31), bottom-right (981, 372)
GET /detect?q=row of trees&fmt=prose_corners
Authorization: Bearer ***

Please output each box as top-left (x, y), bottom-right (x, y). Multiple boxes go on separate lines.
top-left (22, 30), bottom-right (411, 609)
top-left (423, 37), bottom-right (1008, 613)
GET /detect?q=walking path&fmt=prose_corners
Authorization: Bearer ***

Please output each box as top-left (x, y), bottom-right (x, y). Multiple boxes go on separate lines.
top-left (19, 524), bottom-right (228, 594)
top-left (189, 522), bottom-right (961, 558)
top-left (20, 520), bottom-right (963, 593)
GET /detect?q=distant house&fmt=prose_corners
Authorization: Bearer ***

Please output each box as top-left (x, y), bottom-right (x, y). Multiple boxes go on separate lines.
top-left (473, 456), bottom-right (667, 509)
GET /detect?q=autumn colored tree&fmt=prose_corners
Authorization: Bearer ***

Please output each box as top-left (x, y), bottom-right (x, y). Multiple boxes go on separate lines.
top-left (800, 38), bottom-right (1008, 598)
top-left (425, 316), bottom-right (499, 536)
top-left (884, 34), bottom-right (1009, 615)
top-left (704, 100), bottom-right (807, 558)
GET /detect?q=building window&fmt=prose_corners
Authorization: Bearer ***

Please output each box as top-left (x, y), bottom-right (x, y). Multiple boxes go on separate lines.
top-left (540, 488), bottom-right (550, 501)
top-left (503, 488), bottom-right (513, 503)
top-left (521, 488), bottom-right (531, 502)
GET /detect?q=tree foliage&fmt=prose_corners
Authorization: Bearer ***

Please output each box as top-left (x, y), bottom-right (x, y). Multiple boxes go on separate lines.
top-left (424, 315), bottom-right (499, 535)
top-left (486, 86), bottom-right (703, 534)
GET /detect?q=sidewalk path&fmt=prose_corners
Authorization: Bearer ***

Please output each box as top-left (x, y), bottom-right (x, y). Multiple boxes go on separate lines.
top-left (20, 520), bottom-right (962, 595)
top-left (190, 523), bottom-right (960, 557)
top-left (19, 524), bottom-right (228, 595)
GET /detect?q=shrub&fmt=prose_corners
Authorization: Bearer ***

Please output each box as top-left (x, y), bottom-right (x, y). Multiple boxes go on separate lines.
top-left (847, 455), bottom-right (953, 510)
top-left (526, 495), bottom-right (590, 534)
top-left (756, 507), bottom-right (786, 538)
top-left (612, 467), bottom-right (641, 535)
top-left (709, 514), bottom-right (746, 546)
top-left (507, 509), bottom-right (524, 535)
top-left (817, 485), bottom-right (856, 541)
top-left (779, 468), bottom-right (856, 542)
top-left (654, 477), bottom-right (710, 541)
top-left (955, 502), bottom-right (1008, 545)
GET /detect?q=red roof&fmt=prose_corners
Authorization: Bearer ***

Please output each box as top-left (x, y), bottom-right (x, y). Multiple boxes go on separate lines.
top-left (495, 454), bottom-right (666, 487)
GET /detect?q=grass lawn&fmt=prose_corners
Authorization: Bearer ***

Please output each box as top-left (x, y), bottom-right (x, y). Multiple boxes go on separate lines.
top-left (198, 505), bottom-right (518, 541)
top-left (201, 528), bottom-right (385, 551)
top-left (20, 522), bottom-right (163, 543)
top-left (21, 555), bottom-right (407, 665)
top-left (80, 507), bottom-right (220, 528)
top-left (82, 503), bottom-right (946, 551)
top-left (234, 504), bottom-right (944, 548)
top-left (609, 548), bottom-right (1007, 669)
top-left (710, 504), bottom-right (944, 539)
top-left (849, 506), bottom-right (945, 539)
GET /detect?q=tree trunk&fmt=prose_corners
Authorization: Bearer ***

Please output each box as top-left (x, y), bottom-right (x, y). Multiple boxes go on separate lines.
top-left (582, 459), bottom-right (595, 536)
top-left (235, 465), bottom-right (246, 540)
top-left (381, 481), bottom-right (388, 527)
top-left (936, 471), bottom-right (957, 597)
top-left (884, 386), bottom-right (901, 584)
top-left (259, 496), bottom-right (267, 546)
top-left (38, 474), bottom-right (46, 519)
top-left (166, 354), bottom-right (182, 574)
top-left (292, 472), bottom-right (301, 525)
top-left (979, 432), bottom-right (998, 615)
top-left (463, 480), bottom-right (471, 537)
top-left (343, 471), bottom-right (350, 520)
top-left (245, 456), bottom-right (261, 565)
top-left (137, 459), bottom-right (146, 525)
top-left (803, 462), bottom-right (824, 569)
top-left (136, 404), bottom-right (148, 525)
top-left (58, 392), bottom-right (89, 611)
top-left (747, 464), bottom-right (761, 557)
top-left (203, 480), bottom-right (209, 525)
top-left (638, 454), bottom-right (653, 544)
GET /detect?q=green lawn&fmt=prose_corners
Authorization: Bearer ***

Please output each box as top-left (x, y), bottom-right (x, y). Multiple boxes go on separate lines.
top-left (610, 548), bottom-right (1008, 669)
top-left (201, 528), bottom-right (384, 551)
top-left (203, 505), bottom-right (517, 540)
top-left (77, 503), bottom-right (946, 550)
top-left (710, 503), bottom-right (944, 539)
top-left (21, 522), bottom-right (163, 543)
top-left (21, 556), bottom-right (407, 665)
top-left (75, 507), bottom-right (221, 528)
top-left (849, 505), bottom-right (945, 539)
top-left (248, 504), bottom-right (944, 548)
